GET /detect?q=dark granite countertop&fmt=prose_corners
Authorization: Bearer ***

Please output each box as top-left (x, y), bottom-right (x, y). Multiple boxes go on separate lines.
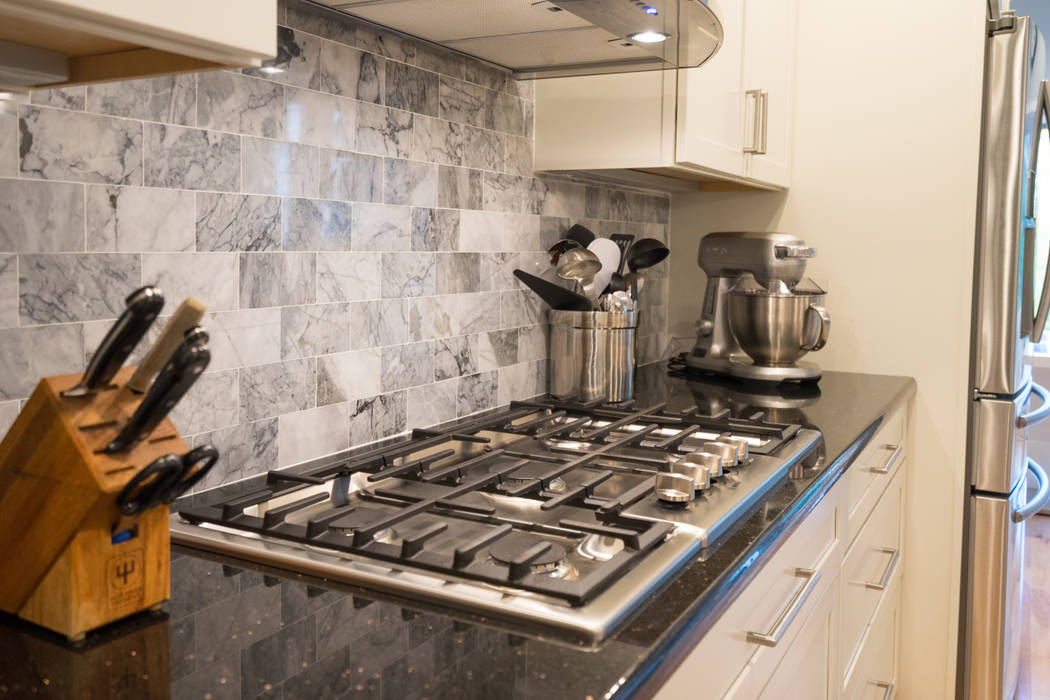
top-left (0, 366), bottom-right (915, 700)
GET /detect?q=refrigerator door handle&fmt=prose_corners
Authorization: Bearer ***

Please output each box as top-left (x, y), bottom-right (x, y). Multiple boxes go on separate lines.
top-left (1013, 458), bottom-right (1050, 522)
top-left (1017, 382), bottom-right (1050, 428)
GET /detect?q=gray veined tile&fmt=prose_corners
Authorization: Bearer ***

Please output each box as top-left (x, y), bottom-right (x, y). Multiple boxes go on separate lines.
top-left (350, 298), bottom-right (410, 348)
top-left (438, 77), bottom-right (487, 129)
top-left (485, 90), bottom-right (525, 136)
top-left (30, 87), bottom-right (85, 111)
top-left (502, 211), bottom-right (542, 251)
top-left (464, 61), bottom-right (510, 93)
top-left (142, 253), bottom-right (239, 312)
top-left (349, 391), bottom-right (406, 445)
top-left (86, 185), bottom-right (194, 252)
top-left (483, 172), bottom-right (530, 213)
top-left (317, 348), bottom-right (382, 405)
top-left (281, 302), bottom-right (350, 359)
top-left (524, 99), bottom-right (535, 139)
top-left (190, 419), bottom-right (278, 493)
top-left (197, 71), bottom-right (284, 138)
top-left (240, 252), bottom-right (317, 308)
top-left (207, 308), bottom-right (281, 370)
top-left (196, 193), bottom-right (281, 251)
top-left (278, 402), bottom-right (350, 467)
top-left (20, 106), bottom-right (143, 185)
top-left (500, 288), bottom-right (545, 329)
top-left (350, 203), bottom-right (411, 251)
top-left (242, 137), bottom-right (319, 197)
top-left (0, 400), bottom-right (19, 439)
top-left (436, 252), bottom-right (480, 295)
top-left (244, 26), bottom-right (321, 91)
top-left (458, 370), bottom-right (498, 417)
top-left (19, 253), bottom-right (140, 324)
top-left (241, 357), bottom-right (316, 422)
top-left (411, 208), bottom-right (459, 251)
top-left (412, 294), bottom-right (457, 340)
top-left (282, 197), bottom-right (352, 251)
top-left (381, 341), bottom-right (434, 391)
top-left (406, 378), bottom-right (457, 430)
top-left (479, 329), bottom-right (519, 370)
top-left (411, 42), bottom-right (467, 80)
top-left (518, 323), bottom-right (548, 362)
top-left (504, 136), bottom-right (533, 176)
top-left (381, 252), bottom-right (435, 298)
top-left (316, 251), bottom-right (381, 302)
top-left (319, 40), bottom-right (384, 104)
top-left (456, 292), bottom-right (501, 334)
top-left (0, 100), bottom-right (16, 178)
top-left (461, 125), bottom-right (504, 172)
top-left (284, 86), bottom-right (356, 151)
top-left (510, 79), bottom-right (535, 100)
top-left (412, 116), bottom-right (464, 166)
top-left (0, 325), bottom-right (83, 400)
top-left (86, 75), bottom-right (196, 126)
top-left (286, 0), bottom-right (357, 46)
top-left (144, 123), bottom-right (240, 191)
top-left (385, 62), bottom-right (438, 117)
top-left (0, 255), bottom-right (15, 328)
top-left (383, 158), bottom-right (437, 206)
top-left (320, 148), bottom-right (382, 202)
top-left (498, 360), bottom-right (544, 405)
top-left (169, 369), bottom-right (239, 435)
top-left (0, 179), bottom-right (83, 252)
top-left (437, 166), bottom-right (482, 210)
top-left (458, 210), bottom-right (505, 251)
top-left (353, 21), bottom-right (415, 63)
top-left (356, 102), bottom-right (412, 158)
top-left (434, 335), bottom-right (478, 381)
top-left (533, 178), bottom-right (586, 218)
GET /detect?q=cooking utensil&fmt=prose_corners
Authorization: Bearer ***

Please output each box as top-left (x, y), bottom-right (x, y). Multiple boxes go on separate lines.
top-left (513, 269), bottom-right (592, 311)
top-left (610, 234), bottom-right (635, 273)
top-left (116, 445), bottom-right (219, 516)
top-left (565, 223), bottom-right (596, 247)
top-left (625, 237), bottom-right (669, 273)
top-left (727, 283), bottom-right (830, 366)
top-left (547, 239), bottom-right (582, 266)
top-left (604, 272), bottom-right (628, 295)
top-left (555, 248), bottom-right (602, 308)
top-left (104, 335), bottom-right (211, 453)
top-left (127, 297), bottom-right (206, 394)
top-left (587, 238), bottom-right (620, 300)
top-left (62, 286), bottom-right (165, 398)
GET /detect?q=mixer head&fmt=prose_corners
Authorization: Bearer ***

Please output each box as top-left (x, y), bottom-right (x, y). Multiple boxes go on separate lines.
top-left (697, 232), bottom-right (815, 288)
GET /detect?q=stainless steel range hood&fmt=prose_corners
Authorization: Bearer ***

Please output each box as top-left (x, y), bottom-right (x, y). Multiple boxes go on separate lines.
top-left (320, 0), bottom-right (724, 79)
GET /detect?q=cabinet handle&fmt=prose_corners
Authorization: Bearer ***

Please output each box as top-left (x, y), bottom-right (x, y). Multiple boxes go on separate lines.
top-left (869, 680), bottom-right (895, 699)
top-left (744, 89), bottom-right (768, 155)
top-left (868, 444), bottom-right (902, 474)
top-left (745, 567), bottom-right (821, 647)
top-left (863, 547), bottom-right (900, 591)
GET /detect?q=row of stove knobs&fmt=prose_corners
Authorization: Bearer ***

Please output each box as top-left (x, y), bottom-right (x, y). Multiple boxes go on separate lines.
top-left (655, 437), bottom-right (750, 504)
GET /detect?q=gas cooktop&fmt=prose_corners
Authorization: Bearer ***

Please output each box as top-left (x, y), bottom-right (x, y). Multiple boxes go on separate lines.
top-left (172, 397), bottom-right (822, 643)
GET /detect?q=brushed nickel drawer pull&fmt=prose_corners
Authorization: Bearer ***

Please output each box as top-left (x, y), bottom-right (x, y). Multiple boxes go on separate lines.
top-left (868, 444), bottom-right (902, 474)
top-left (746, 567), bottom-right (821, 647)
top-left (870, 680), bottom-right (895, 699)
top-left (863, 547), bottom-right (900, 591)
top-left (743, 89), bottom-right (768, 155)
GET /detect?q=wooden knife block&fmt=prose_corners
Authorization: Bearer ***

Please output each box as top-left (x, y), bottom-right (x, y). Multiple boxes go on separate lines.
top-left (0, 366), bottom-right (185, 641)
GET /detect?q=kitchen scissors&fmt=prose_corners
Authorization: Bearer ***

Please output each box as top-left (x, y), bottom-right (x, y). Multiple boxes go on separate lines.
top-left (116, 445), bottom-right (219, 516)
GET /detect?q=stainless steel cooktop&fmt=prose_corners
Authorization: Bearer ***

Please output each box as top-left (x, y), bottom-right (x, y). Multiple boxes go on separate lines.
top-left (171, 397), bottom-right (822, 643)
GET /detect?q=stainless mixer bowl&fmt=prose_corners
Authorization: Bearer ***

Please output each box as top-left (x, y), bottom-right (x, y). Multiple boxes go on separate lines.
top-left (727, 291), bottom-right (830, 366)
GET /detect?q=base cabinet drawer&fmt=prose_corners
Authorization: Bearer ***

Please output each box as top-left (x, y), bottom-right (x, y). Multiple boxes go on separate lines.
top-left (846, 408), bottom-right (905, 544)
top-left (847, 579), bottom-right (901, 700)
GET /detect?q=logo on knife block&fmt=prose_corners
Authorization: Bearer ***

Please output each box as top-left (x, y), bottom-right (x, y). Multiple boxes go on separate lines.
top-left (107, 549), bottom-right (145, 609)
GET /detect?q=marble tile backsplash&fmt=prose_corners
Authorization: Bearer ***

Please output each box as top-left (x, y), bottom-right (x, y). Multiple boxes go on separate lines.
top-left (0, 0), bottom-right (670, 491)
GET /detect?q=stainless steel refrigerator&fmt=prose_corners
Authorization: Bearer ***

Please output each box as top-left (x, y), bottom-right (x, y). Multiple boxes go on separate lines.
top-left (960, 5), bottom-right (1050, 699)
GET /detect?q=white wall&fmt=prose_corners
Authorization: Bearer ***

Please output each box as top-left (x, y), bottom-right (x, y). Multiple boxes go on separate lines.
top-left (670, 0), bottom-right (987, 696)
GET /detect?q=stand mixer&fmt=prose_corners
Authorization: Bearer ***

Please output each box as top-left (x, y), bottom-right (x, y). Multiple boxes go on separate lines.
top-left (685, 231), bottom-right (830, 382)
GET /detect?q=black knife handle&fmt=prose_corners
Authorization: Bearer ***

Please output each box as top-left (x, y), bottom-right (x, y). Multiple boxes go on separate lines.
top-left (63, 286), bottom-right (165, 398)
top-left (105, 338), bottom-right (211, 453)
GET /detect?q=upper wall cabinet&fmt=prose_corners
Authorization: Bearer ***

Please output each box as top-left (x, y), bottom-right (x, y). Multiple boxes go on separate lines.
top-left (534, 0), bottom-right (798, 191)
top-left (0, 0), bottom-right (276, 88)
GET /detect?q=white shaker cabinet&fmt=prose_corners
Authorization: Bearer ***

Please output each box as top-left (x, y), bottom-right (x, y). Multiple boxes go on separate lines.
top-left (535, 0), bottom-right (797, 191)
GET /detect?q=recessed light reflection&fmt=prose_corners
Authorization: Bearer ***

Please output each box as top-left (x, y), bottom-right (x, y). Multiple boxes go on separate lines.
top-left (628, 31), bottom-right (670, 43)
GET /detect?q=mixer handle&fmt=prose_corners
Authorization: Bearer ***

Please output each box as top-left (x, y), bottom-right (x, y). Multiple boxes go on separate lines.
top-left (774, 244), bottom-right (816, 259)
top-left (802, 304), bottom-right (831, 351)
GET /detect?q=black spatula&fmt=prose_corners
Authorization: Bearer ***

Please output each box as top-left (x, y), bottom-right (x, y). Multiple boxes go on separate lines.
top-left (513, 270), bottom-right (593, 311)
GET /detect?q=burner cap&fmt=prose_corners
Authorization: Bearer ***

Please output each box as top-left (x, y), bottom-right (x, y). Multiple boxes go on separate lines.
top-left (489, 533), bottom-right (568, 574)
top-left (577, 534), bottom-right (625, 562)
top-left (502, 462), bottom-right (567, 492)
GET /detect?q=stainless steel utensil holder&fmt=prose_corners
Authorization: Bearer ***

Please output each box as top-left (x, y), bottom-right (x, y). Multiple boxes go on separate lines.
top-left (549, 310), bottom-right (637, 403)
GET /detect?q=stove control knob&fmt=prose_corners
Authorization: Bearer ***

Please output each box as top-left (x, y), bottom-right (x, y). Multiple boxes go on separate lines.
top-left (703, 441), bottom-right (738, 468)
top-left (683, 451), bottom-right (722, 480)
top-left (655, 472), bottom-right (695, 504)
top-left (722, 437), bottom-right (750, 463)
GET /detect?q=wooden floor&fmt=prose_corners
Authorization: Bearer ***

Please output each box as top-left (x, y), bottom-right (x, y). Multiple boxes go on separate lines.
top-left (1017, 514), bottom-right (1050, 700)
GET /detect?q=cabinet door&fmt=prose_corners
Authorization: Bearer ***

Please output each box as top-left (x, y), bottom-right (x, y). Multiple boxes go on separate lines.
top-left (755, 573), bottom-right (840, 700)
top-left (675, 0), bottom-right (746, 177)
top-left (741, 0), bottom-right (798, 187)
